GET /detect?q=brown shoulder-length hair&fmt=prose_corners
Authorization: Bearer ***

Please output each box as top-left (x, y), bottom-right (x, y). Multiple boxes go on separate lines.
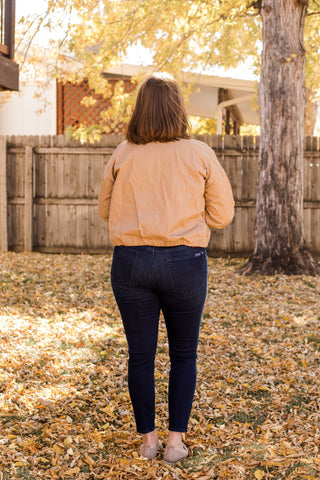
top-left (126, 73), bottom-right (190, 144)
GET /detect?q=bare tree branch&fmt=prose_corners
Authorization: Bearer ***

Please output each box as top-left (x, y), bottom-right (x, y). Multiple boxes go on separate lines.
top-left (16, 12), bottom-right (47, 51)
top-left (17, 12), bottom-right (50, 69)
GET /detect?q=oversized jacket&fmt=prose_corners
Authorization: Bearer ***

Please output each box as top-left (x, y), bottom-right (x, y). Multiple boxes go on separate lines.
top-left (98, 138), bottom-right (234, 247)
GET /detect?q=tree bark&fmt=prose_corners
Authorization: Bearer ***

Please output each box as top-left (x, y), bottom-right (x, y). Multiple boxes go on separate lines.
top-left (240, 0), bottom-right (320, 275)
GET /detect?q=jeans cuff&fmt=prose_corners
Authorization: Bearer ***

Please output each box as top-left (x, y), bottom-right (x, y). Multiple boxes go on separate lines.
top-left (137, 425), bottom-right (156, 434)
top-left (168, 426), bottom-right (188, 433)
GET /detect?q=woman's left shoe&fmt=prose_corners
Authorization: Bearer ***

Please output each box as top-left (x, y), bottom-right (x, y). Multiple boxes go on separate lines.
top-left (139, 440), bottom-right (163, 460)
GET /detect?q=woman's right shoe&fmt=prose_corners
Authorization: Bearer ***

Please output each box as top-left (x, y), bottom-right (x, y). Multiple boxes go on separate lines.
top-left (139, 440), bottom-right (162, 460)
top-left (162, 442), bottom-right (189, 464)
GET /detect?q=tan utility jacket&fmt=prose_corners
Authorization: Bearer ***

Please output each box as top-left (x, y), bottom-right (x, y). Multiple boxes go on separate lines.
top-left (98, 138), bottom-right (234, 247)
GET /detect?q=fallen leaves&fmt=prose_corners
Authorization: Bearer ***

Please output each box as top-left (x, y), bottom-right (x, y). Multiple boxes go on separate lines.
top-left (254, 470), bottom-right (264, 479)
top-left (0, 252), bottom-right (320, 479)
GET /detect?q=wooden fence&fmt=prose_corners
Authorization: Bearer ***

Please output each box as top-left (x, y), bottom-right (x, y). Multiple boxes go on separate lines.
top-left (0, 134), bottom-right (320, 254)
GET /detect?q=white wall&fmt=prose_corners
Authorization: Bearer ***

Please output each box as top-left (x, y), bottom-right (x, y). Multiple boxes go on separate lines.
top-left (187, 85), bottom-right (218, 118)
top-left (0, 81), bottom-right (56, 135)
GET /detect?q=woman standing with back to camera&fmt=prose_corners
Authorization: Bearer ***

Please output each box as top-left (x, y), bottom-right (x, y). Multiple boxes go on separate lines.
top-left (98, 73), bottom-right (234, 463)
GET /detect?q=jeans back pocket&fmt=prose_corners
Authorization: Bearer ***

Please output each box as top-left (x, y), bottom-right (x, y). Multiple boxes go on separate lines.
top-left (111, 246), bottom-right (140, 287)
top-left (167, 248), bottom-right (207, 294)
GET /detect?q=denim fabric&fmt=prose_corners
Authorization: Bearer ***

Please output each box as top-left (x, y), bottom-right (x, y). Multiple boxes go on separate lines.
top-left (111, 245), bottom-right (207, 433)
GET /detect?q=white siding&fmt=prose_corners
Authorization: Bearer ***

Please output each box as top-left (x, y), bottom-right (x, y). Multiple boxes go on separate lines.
top-left (187, 85), bottom-right (218, 118)
top-left (0, 81), bottom-right (56, 135)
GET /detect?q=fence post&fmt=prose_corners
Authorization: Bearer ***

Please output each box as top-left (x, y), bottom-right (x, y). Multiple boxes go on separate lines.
top-left (0, 137), bottom-right (8, 252)
top-left (24, 145), bottom-right (33, 251)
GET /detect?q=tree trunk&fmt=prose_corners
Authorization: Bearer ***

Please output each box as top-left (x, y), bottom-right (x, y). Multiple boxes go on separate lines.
top-left (240, 0), bottom-right (320, 275)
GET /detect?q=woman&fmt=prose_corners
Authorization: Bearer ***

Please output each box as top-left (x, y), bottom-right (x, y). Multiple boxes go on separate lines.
top-left (98, 73), bottom-right (234, 463)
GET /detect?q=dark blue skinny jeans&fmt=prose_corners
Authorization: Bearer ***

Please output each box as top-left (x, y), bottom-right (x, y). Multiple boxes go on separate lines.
top-left (111, 245), bottom-right (207, 434)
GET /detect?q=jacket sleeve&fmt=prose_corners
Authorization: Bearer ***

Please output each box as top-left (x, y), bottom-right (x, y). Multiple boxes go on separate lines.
top-left (98, 155), bottom-right (116, 222)
top-left (204, 149), bottom-right (235, 229)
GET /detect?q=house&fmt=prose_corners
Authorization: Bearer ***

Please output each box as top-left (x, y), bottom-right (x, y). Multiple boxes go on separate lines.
top-left (56, 64), bottom-right (258, 136)
top-left (0, 62), bottom-right (259, 136)
top-left (0, 0), bottom-right (19, 91)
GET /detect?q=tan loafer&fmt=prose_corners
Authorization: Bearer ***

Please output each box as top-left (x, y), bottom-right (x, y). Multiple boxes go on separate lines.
top-left (139, 440), bottom-right (163, 460)
top-left (163, 442), bottom-right (188, 464)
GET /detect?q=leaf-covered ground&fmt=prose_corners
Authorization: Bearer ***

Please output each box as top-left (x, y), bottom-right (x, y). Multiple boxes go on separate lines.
top-left (0, 252), bottom-right (320, 480)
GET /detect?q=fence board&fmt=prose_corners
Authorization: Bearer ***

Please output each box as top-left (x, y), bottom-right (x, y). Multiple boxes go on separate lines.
top-left (33, 203), bottom-right (46, 247)
top-left (35, 152), bottom-right (46, 198)
top-left (309, 209), bottom-right (320, 252)
top-left (7, 150), bottom-right (24, 198)
top-left (8, 203), bottom-right (24, 249)
top-left (0, 137), bottom-right (8, 251)
top-left (24, 146), bottom-right (33, 251)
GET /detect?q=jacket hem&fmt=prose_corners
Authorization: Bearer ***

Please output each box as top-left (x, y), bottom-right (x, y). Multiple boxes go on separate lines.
top-left (110, 239), bottom-right (209, 248)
